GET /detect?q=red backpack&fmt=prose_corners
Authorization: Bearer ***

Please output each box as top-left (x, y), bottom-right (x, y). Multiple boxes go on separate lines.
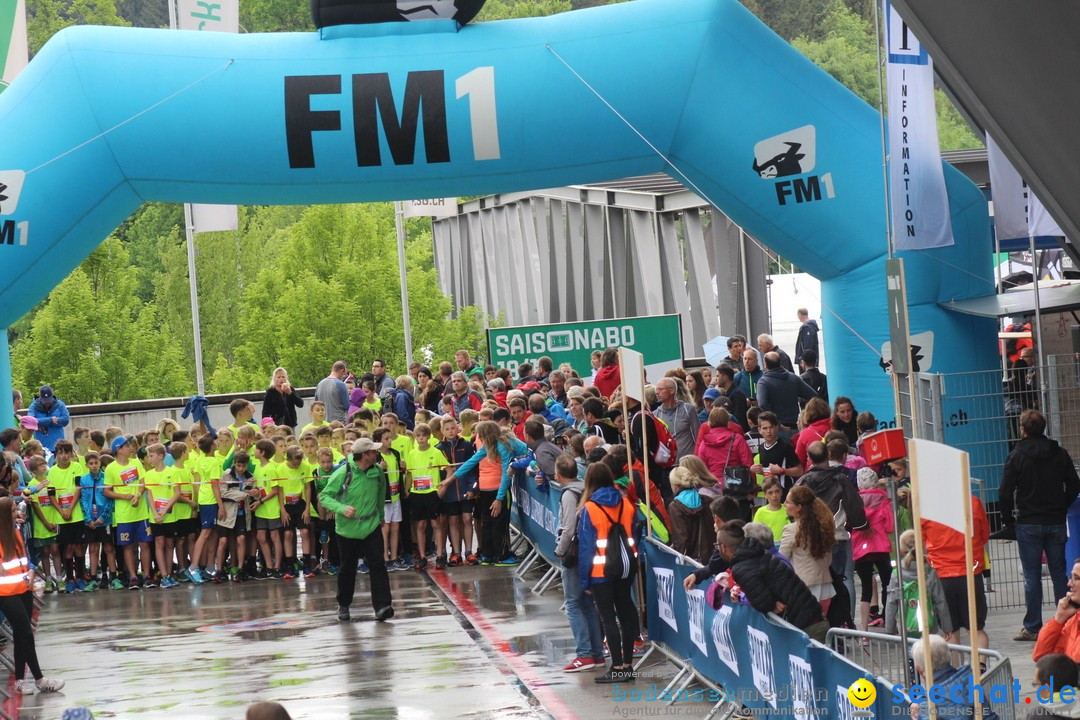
top-left (632, 410), bottom-right (678, 468)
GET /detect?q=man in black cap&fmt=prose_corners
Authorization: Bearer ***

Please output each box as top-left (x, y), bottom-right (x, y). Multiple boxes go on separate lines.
top-left (26, 385), bottom-right (69, 453)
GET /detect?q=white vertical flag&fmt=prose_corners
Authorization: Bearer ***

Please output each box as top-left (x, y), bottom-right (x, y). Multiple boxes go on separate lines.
top-left (170, 0), bottom-right (239, 234)
top-left (886, 4), bottom-right (953, 250)
top-left (0, 0), bottom-right (27, 93)
top-left (986, 134), bottom-right (1064, 241)
top-left (908, 438), bottom-right (968, 532)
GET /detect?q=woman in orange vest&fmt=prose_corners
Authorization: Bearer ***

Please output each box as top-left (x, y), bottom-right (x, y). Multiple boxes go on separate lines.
top-left (0, 492), bottom-right (64, 694)
top-left (577, 463), bottom-right (640, 684)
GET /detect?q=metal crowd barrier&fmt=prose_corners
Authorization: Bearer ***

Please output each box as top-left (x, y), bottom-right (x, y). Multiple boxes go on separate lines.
top-left (825, 627), bottom-right (1015, 720)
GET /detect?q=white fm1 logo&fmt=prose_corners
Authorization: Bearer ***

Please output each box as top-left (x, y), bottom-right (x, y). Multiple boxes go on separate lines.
top-left (752, 125), bottom-right (836, 206)
top-left (0, 170), bottom-right (28, 246)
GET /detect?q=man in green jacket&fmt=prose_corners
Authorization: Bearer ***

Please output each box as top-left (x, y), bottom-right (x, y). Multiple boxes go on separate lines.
top-left (319, 438), bottom-right (394, 622)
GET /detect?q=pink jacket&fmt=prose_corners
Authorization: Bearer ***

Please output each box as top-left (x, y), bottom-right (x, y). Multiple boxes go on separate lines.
top-left (694, 424), bottom-right (753, 481)
top-left (852, 488), bottom-right (894, 560)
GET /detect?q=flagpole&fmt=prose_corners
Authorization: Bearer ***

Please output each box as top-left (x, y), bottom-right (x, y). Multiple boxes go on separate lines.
top-left (1029, 233), bottom-right (1047, 423)
top-left (907, 441), bottom-right (939, 720)
top-left (395, 201), bottom-right (414, 369)
top-left (961, 452), bottom-right (983, 719)
top-left (184, 204), bottom-right (206, 396)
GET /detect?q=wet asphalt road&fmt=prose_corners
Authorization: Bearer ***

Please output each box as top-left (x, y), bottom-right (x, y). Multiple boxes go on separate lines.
top-left (11, 565), bottom-right (702, 720)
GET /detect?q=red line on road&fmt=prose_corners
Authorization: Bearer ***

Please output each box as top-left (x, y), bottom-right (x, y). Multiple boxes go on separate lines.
top-left (428, 570), bottom-right (580, 720)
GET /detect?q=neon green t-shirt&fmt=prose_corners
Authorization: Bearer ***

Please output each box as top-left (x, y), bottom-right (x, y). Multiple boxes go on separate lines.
top-left (390, 434), bottom-right (414, 459)
top-left (362, 399), bottom-right (382, 415)
top-left (105, 460), bottom-right (149, 524)
top-left (253, 460), bottom-right (281, 520)
top-left (299, 421), bottom-right (328, 437)
top-left (144, 467), bottom-right (177, 523)
top-left (278, 463), bottom-right (307, 505)
top-left (28, 482), bottom-right (61, 538)
top-left (381, 451), bottom-right (402, 503)
top-left (48, 462), bottom-right (85, 525)
top-left (171, 466), bottom-right (195, 521)
top-left (752, 505), bottom-right (790, 543)
top-left (197, 455), bottom-right (223, 505)
top-left (405, 445), bottom-right (448, 495)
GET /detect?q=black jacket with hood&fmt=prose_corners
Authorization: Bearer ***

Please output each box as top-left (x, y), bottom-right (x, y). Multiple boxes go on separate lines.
top-left (730, 538), bottom-right (823, 631)
top-left (795, 465), bottom-right (867, 539)
top-left (1000, 434), bottom-right (1080, 526)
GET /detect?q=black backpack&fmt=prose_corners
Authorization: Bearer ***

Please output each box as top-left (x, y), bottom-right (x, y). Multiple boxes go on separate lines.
top-left (596, 501), bottom-right (638, 581)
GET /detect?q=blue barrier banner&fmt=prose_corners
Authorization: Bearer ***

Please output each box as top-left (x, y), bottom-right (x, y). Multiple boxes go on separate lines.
top-left (509, 469), bottom-right (562, 566)
top-left (644, 540), bottom-right (904, 718)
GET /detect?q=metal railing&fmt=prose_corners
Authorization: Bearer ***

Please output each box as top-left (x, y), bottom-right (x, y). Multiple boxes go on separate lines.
top-left (826, 627), bottom-right (1015, 720)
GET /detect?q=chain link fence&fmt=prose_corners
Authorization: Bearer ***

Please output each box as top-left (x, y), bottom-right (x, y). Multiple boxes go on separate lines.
top-left (908, 354), bottom-right (1080, 609)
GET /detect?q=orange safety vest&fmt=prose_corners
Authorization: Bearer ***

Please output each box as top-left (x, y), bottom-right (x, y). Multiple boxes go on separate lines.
top-left (0, 536), bottom-right (31, 596)
top-left (584, 497), bottom-right (637, 580)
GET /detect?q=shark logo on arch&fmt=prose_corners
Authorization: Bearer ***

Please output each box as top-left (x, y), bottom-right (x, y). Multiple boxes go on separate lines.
top-left (752, 126), bottom-right (836, 206)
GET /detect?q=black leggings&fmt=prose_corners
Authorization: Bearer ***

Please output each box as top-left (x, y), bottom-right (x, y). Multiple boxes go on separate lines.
top-left (592, 578), bottom-right (640, 667)
top-left (0, 592), bottom-right (41, 681)
top-left (854, 552), bottom-right (892, 605)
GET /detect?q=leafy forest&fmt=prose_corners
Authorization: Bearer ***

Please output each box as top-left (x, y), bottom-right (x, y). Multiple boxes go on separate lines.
top-left (11, 0), bottom-right (981, 404)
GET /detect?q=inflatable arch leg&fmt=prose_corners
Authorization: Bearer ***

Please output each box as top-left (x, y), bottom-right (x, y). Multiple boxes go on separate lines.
top-left (0, 0), bottom-right (996, 429)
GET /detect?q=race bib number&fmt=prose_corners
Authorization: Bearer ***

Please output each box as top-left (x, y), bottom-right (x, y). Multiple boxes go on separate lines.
top-left (413, 475), bottom-right (433, 492)
top-left (154, 498), bottom-right (170, 513)
top-left (180, 492), bottom-right (193, 501)
top-left (39, 495), bottom-right (52, 508)
top-left (285, 493), bottom-right (301, 504)
top-left (58, 493), bottom-right (75, 511)
top-left (388, 480), bottom-right (400, 497)
top-left (120, 467), bottom-right (139, 486)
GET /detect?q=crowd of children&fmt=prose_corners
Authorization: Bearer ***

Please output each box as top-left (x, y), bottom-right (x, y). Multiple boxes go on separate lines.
top-left (4, 391), bottom-right (534, 592)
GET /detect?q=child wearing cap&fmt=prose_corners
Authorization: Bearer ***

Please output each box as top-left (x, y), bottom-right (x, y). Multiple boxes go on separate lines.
top-left (103, 436), bottom-right (153, 590)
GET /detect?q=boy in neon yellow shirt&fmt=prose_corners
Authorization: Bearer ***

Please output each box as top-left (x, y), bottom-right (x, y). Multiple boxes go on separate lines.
top-left (251, 439), bottom-right (284, 579)
top-left (49, 440), bottom-right (88, 593)
top-left (103, 436), bottom-right (153, 590)
top-left (278, 445), bottom-right (313, 579)
top-left (169, 442), bottom-right (200, 583)
top-left (27, 456), bottom-right (63, 592)
top-left (315, 426), bottom-right (343, 465)
top-left (188, 433), bottom-right (220, 584)
top-left (405, 423), bottom-right (448, 571)
top-left (145, 443), bottom-right (181, 588)
top-left (300, 401), bottom-right (329, 437)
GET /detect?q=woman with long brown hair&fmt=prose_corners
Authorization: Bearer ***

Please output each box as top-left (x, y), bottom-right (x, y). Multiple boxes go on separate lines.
top-left (779, 485), bottom-right (836, 613)
top-left (0, 489), bottom-right (64, 694)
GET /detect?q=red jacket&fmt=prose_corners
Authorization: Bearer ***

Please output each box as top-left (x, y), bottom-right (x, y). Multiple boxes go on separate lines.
top-left (512, 412), bottom-right (533, 441)
top-left (694, 423), bottom-right (753, 482)
top-left (1035, 614), bottom-right (1080, 663)
top-left (795, 417), bottom-right (833, 468)
top-left (593, 365), bottom-right (621, 401)
top-left (922, 495), bottom-right (989, 578)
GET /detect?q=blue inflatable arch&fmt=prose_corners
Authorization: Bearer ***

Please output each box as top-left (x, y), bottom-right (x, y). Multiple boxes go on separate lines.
top-left (0, 0), bottom-right (996, 424)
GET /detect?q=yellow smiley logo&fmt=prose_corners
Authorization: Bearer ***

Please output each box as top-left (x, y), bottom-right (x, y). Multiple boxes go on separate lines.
top-left (848, 678), bottom-right (877, 709)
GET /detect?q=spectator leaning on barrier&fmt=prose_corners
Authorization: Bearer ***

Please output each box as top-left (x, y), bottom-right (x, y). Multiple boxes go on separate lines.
top-left (683, 495), bottom-right (743, 591)
top-left (909, 635), bottom-right (998, 720)
top-left (1000, 409), bottom-right (1080, 643)
top-left (26, 385), bottom-right (69, 453)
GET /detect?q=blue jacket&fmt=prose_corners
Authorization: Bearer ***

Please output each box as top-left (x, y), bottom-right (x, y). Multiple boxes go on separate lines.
top-left (27, 398), bottom-right (70, 451)
top-left (577, 486), bottom-right (633, 591)
top-left (385, 388), bottom-right (417, 431)
top-left (912, 664), bottom-right (997, 720)
top-left (538, 400), bottom-right (569, 424)
top-left (454, 436), bottom-right (528, 501)
top-left (436, 437), bottom-right (477, 502)
top-left (79, 471), bottom-right (113, 527)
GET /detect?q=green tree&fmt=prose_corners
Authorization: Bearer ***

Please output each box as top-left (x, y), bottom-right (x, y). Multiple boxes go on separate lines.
top-left (27, 0), bottom-right (130, 55)
top-left (476, 0), bottom-right (571, 22)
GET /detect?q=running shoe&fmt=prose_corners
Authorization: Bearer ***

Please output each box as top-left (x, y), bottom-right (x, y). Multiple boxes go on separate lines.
top-left (375, 605), bottom-right (395, 622)
top-left (178, 569), bottom-right (193, 583)
top-left (479, 556), bottom-right (494, 566)
top-left (435, 556), bottom-right (447, 570)
top-left (563, 657), bottom-right (597, 673)
top-left (465, 553), bottom-right (480, 566)
top-left (64, 580), bottom-right (75, 594)
top-left (74, 579), bottom-right (87, 592)
top-left (270, 568), bottom-right (283, 580)
top-left (84, 580), bottom-right (98, 593)
top-left (358, 561), bottom-right (369, 574)
top-left (127, 578), bottom-right (140, 591)
top-left (144, 578), bottom-right (158, 589)
top-left (494, 554), bottom-right (520, 566)
top-left (337, 605), bottom-right (350, 622)
top-left (327, 565), bottom-right (339, 576)
top-left (253, 567), bottom-right (269, 580)
top-left (448, 553), bottom-right (463, 567)
top-left (110, 577), bottom-right (124, 591)
top-left (282, 569), bottom-right (296, 580)
top-left (414, 556), bottom-right (428, 571)
top-left (304, 567), bottom-right (317, 579)
top-left (35, 678), bottom-right (65, 693)
top-left (14, 680), bottom-right (36, 694)
top-left (189, 567), bottom-right (205, 584)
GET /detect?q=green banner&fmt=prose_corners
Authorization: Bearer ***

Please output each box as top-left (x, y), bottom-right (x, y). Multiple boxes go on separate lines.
top-left (487, 314), bottom-right (683, 379)
top-left (0, 0), bottom-right (22, 94)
